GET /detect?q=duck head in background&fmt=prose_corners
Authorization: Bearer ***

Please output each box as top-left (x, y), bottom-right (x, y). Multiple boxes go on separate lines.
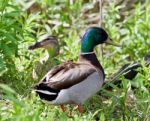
top-left (28, 34), bottom-right (59, 58)
top-left (28, 34), bottom-right (60, 80)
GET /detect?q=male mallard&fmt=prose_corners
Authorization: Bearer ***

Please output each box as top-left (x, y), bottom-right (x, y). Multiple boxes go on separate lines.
top-left (34, 27), bottom-right (117, 113)
top-left (28, 35), bottom-right (59, 80)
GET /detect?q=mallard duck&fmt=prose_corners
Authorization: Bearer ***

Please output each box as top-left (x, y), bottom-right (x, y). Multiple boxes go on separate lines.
top-left (107, 53), bottom-right (150, 85)
top-left (34, 27), bottom-right (117, 113)
top-left (28, 35), bottom-right (59, 80)
top-left (104, 53), bottom-right (150, 93)
top-left (103, 53), bottom-right (150, 108)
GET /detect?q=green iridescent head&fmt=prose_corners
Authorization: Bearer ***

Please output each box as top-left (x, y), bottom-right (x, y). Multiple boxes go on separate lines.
top-left (81, 27), bottom-right (113, 53)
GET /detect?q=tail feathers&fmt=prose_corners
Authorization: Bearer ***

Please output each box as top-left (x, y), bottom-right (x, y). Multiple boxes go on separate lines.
top-left (33, 83), bottom-right (60, 101)
top-left (34, 89), bottom-right (57, 95)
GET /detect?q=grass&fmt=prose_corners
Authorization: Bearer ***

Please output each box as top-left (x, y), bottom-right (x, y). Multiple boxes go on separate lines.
top-left (0, 0), bottom-right (150, 120)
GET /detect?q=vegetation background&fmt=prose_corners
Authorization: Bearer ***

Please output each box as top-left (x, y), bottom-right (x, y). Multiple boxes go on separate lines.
top-left (0, 0), bottom-right (149, 120)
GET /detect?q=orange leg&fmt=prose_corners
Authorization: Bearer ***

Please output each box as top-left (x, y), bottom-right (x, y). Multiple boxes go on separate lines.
top-left (60, 104), bottom-right (65, 112)
top-left (60, 105), bottom-right (73, 118)
top-left (77, 105), bottom-right (84, 113)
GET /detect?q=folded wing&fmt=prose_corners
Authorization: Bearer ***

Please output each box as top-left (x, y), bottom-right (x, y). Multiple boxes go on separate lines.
top-left (40, 61), bottom-right (97, 90)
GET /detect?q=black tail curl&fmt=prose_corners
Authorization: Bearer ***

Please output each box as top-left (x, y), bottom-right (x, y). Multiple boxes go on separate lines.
top-left (33, 83), bottom-right (60, 101)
